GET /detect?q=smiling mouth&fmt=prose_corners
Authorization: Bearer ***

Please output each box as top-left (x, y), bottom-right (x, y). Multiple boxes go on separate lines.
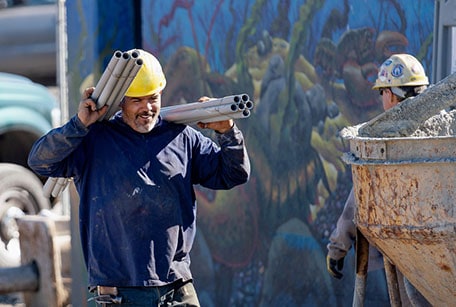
top-left (138, 112), bottom-right (155, 119)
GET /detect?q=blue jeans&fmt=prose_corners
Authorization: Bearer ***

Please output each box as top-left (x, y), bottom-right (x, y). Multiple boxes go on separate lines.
top-left (92, 280), bottom-right (200, 306)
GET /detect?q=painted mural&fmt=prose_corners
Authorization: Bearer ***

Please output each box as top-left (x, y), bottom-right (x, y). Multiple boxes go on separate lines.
top-left (68, 0), bottom-right (435, 306)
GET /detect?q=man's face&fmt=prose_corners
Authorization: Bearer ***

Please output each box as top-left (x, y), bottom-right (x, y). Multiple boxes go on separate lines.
top-left (121, 93), bottom-right (161, 133)
top-left (379, 88), bottom-right (400, 111)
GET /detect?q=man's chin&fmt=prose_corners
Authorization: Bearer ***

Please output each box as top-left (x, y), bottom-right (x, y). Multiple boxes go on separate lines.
top-left (135, 119), bottom-right (156, 133)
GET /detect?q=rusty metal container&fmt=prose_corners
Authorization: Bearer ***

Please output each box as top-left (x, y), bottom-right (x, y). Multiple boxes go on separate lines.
top-left (342, 134), bottom-right (456, 306)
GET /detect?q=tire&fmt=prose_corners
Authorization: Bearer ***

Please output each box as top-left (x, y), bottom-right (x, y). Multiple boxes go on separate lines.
top-left (0, 163), bottom-right (51, 267)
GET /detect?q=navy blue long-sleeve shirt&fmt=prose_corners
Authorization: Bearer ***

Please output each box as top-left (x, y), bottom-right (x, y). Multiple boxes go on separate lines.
top-left (28, 113), bottom-right (250, 287)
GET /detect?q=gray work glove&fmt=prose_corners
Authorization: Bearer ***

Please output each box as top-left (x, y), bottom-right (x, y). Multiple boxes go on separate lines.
top-left (326, 255), bottom-right (344, 279)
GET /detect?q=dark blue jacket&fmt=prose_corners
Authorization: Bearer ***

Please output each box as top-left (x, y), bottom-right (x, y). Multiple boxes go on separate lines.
top-left (28, 114), bottom-right (250, 287)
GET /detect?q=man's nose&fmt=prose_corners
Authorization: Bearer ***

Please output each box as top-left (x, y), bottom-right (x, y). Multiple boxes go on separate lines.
top-left (143, 99), bottom-right (156, 111)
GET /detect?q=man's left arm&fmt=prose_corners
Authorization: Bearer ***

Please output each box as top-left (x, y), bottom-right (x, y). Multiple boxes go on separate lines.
top-left (216, 124), bottom-right (250, 185)
top-left (195, 124), bottom-right (250, 190)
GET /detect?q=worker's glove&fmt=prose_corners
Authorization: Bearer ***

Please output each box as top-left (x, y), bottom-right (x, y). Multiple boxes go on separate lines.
top-left (326, 255), bottom-right (344, 279)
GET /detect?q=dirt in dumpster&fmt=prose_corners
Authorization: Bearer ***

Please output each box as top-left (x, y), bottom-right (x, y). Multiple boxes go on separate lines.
top-left (342, 108), bottom-right (456, 140)
top-left (410, 108), bottom-right (456, 137)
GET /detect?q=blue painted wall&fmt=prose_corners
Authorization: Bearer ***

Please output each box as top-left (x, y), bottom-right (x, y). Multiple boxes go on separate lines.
top-left (67, 1), bottom-right (435, 305)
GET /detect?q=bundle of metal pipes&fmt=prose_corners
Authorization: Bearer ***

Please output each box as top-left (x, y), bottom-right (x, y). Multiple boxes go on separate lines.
top-left (161, 94), bottom-right (253, 124)
top-left (42, 50), bottom-right (254, 198)
top-left (92, 49), bottom-right (143, 121)
top-left (43, 176), bottom-right (70, 199)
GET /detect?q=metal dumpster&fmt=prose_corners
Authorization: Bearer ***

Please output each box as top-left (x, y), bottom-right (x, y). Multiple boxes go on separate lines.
top-left (343, 135), bottom-right (456, 306)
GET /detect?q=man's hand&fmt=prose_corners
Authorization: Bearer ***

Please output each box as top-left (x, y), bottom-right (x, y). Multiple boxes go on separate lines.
top-left (326, 255), bottom-right (344, 279)
top-left (196, 96), bottom-right (234, 133)
top-left (77, 87), bottom-right (108, 127)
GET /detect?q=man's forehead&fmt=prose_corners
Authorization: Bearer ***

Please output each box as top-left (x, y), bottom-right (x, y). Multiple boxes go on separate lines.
top-left (126, 93), bottom-right (160, 100)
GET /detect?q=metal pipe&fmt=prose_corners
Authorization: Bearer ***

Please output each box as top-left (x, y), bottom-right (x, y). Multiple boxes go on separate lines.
top-left (96, 52), bottom-right (131, 111)
top-left (115, 58), bottom-right (143, 101)
top-left (43, 177), bottom-right (58, 198)
top-left (162, 101), bottom-right (241, 117)
top-left (105, 54), bottom-right (137, 105)
top-left (194, 109), bottom-right (251, 124)
top-left (161, 103), bottom-right (240, 123)
top-left (240, 94), bottom-right (249, 103)
top-left (102, 58), bottom-right (144, 120)
top-left (353, 229), bottom-right (369, 307)
top-left (163, 94), bottom-right (250, 112)
top-left (245, 100), bottom-right (254, 109)
top-left (170, 108), bottom-right (250, 125)
top-left (384, 259), bottom-right (402, 307)
top-left (98, 51), bottom-right (144, 120)
top-left (92, 51), bottom-right (122, 107)
top-left (51, 178), bottom-right (70, 198)
top-left (43, 177), bottom-right (70, 198)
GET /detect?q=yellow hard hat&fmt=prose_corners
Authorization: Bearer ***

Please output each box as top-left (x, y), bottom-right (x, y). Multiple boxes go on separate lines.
top-left (372, 54), bottom-right (429, 89)
top-left (125, 49), bottom-right (166, 97)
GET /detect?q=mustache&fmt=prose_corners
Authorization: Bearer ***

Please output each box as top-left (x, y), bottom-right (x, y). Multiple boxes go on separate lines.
top-left (137, 111), bottom-right (155, 117)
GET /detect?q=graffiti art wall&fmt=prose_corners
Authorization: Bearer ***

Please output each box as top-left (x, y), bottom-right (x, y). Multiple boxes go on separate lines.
top-left (67, 0), bottom-right (435, 306)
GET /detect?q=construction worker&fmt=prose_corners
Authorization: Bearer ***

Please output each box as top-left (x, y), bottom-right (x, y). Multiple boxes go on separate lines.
top-left (28, 49), bottom-right (250, 306)
top-left (326, 54), bottom-right (431, 306)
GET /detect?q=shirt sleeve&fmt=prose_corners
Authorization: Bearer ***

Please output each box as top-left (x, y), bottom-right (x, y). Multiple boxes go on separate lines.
top-left (193, 124), bottom-right (251, 189)
top-left (28, 115), bottom-right (90, 178)
top-left (327, 188), bottom-right (356, 260)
